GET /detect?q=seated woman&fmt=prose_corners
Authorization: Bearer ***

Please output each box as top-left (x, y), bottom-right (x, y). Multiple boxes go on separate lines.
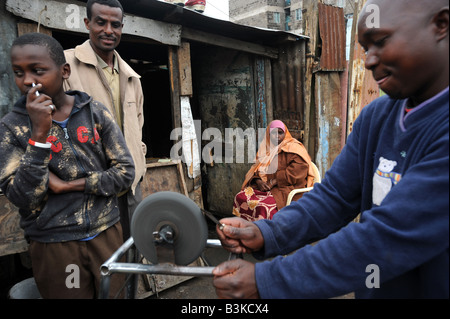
top-left (233, 120), bottom-right (314, 221)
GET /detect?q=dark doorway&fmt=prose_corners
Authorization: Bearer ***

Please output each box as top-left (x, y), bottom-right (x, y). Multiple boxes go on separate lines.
top-left (53, 31), bottom-right (174, 160)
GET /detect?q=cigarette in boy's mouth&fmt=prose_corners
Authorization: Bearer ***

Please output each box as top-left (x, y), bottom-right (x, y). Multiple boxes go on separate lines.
top-left (32, 83), bottom-right (40, 96)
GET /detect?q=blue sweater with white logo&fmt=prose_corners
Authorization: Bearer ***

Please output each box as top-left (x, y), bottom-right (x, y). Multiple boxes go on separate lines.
top-left (254, 88), bottom-right (449, 299)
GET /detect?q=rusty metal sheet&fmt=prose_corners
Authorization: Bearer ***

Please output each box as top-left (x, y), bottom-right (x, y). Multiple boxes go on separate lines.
top-left (347, 0), bottom-right (380, 137)
top-left (316, 3), bottom-right (346, 72)
top-left (315, 72), bottom-right (345, 176)
top-left (347, 48), bottom-right (379, 135)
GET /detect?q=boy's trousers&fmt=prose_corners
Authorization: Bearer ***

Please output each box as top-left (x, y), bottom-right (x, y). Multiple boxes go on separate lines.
top-left (29, 222), bottom-right (125, 299)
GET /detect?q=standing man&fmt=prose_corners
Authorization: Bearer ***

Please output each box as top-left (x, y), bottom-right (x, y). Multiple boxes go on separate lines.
top-left (64, 0), bottom-right (147, 240)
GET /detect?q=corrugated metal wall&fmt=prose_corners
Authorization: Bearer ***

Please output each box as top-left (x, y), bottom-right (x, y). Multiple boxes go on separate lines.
top-left (272, 41), bottom-right (306, 142)
top-left (316, 3), bottom-right (347, 72)
top-left (302, 2), bottom-right (348, 176)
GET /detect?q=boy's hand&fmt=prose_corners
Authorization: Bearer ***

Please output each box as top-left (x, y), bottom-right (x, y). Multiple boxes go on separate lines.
top-left (27, 84), bottom-right (55, 143)
top-left (216, 217), bottom-right (265, 255)
top-left (48, 171), bottom-right (65, 194)
top-left (48, 171), bottom-right (86, 194)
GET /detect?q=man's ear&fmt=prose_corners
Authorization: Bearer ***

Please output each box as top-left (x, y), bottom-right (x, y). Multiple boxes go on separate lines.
top-left (62, 63), bottom-right (71, 80)
top-left (433, 7), bottom-right (449, 41)
top-left (84, 17), bottom-right (91, 31)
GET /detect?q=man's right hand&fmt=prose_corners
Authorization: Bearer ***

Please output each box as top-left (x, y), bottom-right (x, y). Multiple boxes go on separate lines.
top-left (216, 217), bottom-right (264, 255)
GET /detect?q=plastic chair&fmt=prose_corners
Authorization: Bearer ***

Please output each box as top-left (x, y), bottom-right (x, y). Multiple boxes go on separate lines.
top-left (286, 162), bottom-right (321, 205)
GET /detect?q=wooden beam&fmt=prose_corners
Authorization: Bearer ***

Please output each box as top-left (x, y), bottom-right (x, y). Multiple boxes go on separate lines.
top-left (264, 58), bottom-right (274, 125)
top-left (17, 22), bottom-right (52, 36)
top-left (181, 27), bottom-right (279, 59)
top-left (302, 0), bottom-right (320, 160)
top-left (5, 0), bottom-right (182, 46)
top-left (177, 42), bottom-right (193, 96)
top-left (168, 46), bottom-right (182, 130)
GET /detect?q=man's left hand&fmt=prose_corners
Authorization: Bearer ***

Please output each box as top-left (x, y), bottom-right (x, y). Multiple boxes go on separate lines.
top-left (213, 259), bottom-right (260, 299)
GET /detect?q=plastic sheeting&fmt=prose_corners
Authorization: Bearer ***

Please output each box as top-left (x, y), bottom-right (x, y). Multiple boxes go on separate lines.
top-left (181, 96), bottom-right (201, 179)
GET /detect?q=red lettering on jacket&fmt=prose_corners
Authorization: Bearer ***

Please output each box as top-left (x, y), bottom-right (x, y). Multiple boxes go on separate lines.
top-left (77, 126), bottom-right (100, 144)
top-left (77, 126), bottom-right (89, 143)
top-left (91, 128), bottom-right (100, 144)
top-left (47, 136), bottom-right (62, 153)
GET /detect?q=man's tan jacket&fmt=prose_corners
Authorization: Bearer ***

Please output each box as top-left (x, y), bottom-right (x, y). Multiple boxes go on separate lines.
top-left (64, 40), bottom-right (146, 193)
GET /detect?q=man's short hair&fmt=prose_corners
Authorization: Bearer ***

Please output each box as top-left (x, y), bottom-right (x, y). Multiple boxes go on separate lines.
top-left (86, 0), bottom-right (124, 20)
top-left (11, 33), bottom-right (66, 66)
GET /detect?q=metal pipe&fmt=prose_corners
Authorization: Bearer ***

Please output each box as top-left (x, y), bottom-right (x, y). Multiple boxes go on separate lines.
top-left (103, 237), bottom-right (135, 266)
top-left (206, 239), bottom-right (222, 248)
top-left (102, 262), bottom-right (215, 277)
top-left (99, 237), bottom-right (135, 299)
top-left (99, 237), bottom-right (222, 298)
top-left (99, 273), bottom-right (111, 299)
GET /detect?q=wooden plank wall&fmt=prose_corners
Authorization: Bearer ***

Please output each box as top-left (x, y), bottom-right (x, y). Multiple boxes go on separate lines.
top-left (0, 195), bottom-right (28, 257)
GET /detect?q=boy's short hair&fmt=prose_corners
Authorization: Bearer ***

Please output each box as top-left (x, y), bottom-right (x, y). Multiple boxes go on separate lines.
top-left (86, 0), bottom-right (124, 20)
top-left (12, 33), bottom-right (66, 66)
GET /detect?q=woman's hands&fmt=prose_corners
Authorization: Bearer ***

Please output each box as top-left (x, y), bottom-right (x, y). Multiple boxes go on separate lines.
top-left (254, 178), bottom-right (277, 192)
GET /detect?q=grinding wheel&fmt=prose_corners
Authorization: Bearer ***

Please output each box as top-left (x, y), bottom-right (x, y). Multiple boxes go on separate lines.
top-left (131, 192), bottom-right (208, 266)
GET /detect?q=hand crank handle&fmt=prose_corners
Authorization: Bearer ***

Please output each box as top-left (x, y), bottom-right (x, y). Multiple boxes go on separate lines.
top-left (228, 252), bottom-right (244, 260)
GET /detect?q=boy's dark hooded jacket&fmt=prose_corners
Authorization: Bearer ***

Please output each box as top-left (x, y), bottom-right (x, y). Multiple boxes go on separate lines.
top-left (0, 91), bottom-right (135, 243)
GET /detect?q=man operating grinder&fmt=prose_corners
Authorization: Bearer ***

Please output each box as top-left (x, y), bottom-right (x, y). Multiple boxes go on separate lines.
top-left (213, 0), bottom-right (449, 299)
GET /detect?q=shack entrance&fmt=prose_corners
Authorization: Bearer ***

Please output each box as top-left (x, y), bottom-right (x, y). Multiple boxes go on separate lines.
top-left (54, 31), bottom-right (174, 161)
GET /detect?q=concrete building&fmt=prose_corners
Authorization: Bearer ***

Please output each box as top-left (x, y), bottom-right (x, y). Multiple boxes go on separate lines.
top-left (230, 0), bottom-right (355, 35)
top-left (229, 0), bottom-right (304, 34)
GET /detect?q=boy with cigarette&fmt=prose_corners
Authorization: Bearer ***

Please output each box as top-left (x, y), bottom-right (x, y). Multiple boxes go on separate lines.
top-left (0, 33), bottom-right (135, 298)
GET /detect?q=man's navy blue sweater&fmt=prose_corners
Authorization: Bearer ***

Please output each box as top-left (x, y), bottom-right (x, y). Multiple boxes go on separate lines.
top-left (254, 88), bottom-right (449, 299)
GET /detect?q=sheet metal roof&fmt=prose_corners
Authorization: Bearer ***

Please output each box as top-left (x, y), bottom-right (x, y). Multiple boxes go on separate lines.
top-left (79, 0), bottom-right (308, 47)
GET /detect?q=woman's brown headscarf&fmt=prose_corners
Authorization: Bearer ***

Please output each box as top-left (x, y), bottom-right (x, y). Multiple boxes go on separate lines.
top-left (241, 120), bottom-right (315, 189)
